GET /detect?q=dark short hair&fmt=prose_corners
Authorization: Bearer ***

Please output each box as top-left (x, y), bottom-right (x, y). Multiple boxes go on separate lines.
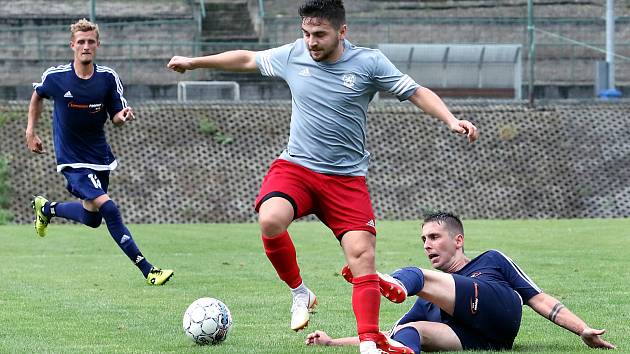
top-left (299, 0), bottom-right (346, 29)
top-left (422, 211), bottom-right (464, 236)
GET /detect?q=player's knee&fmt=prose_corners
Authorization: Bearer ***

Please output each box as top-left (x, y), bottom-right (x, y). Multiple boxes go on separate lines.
top-left (349, 246), bottom-right (375, 265)
top-left (258, 214), bottom-right (288, 236)
top-left (83, 211), bottom-right (102, 228)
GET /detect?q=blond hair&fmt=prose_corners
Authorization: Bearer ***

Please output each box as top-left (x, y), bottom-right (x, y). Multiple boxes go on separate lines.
top-left (70, 18), bottom-right (100, 40)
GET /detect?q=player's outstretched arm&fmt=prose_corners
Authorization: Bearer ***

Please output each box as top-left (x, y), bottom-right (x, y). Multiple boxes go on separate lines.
top-left (527, 293), bottom-right (616, 349)
top-left (408, 87), bottom-right (479, 143)
top-left (25, 91), bottom-right (45, 154)
top-left (167, 50), bottom-right (259, 74)
top-left (112, 107), bottom-right (135, 126)
top-left (305, 330), bottom-right (360, 347)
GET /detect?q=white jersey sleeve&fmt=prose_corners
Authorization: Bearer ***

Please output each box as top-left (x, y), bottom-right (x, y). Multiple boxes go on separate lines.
top-left (255, 41), bottom-right (297, 80)
top-left (371, 51), bottom-right (420, 101)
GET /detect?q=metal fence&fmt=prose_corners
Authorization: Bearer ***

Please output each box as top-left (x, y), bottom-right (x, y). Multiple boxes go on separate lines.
top-left (1, 10), bottom-right (630, 87)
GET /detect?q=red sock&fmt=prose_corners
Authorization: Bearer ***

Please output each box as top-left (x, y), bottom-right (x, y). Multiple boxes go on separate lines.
top-left (352, 273), bottom-right (380, 336)
top-left (261, 231), bottom-right (302, 289)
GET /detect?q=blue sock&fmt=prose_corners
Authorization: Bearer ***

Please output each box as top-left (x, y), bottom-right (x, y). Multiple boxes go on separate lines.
top-left (99, 200), bottom-right (153, 277)
top-left (392, 267), bottom-right (425, 296)
top-left (51, 202), bottom-right (102, 228)
top-left (391, 327), bottom-right (421, 354)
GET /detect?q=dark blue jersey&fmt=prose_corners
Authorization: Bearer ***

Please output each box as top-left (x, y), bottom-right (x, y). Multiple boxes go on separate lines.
top-left (33, 62), bottom-right (127, 172)
top-left (456, 249), bottom-right (542, 303)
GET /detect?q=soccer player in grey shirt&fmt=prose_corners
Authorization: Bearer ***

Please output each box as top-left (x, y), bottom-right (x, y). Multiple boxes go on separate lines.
top-left (168, 1), bottom-right (478, 353)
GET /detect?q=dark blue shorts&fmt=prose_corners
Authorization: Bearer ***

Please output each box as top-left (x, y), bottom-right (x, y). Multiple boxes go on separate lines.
top-left (396, 276), bottom-right (522, 351)
top-left (445, 275), bottom-right (523, 350)
top-left (61, 168), bottom-right (110, 201)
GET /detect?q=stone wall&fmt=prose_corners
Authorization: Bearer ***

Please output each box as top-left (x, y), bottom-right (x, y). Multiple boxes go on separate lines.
top-left (2, 100), bottom-right (629, 224)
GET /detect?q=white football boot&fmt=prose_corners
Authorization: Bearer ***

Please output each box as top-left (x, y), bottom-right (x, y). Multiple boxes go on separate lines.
top-left (290, 284), bottom-right (317, 331)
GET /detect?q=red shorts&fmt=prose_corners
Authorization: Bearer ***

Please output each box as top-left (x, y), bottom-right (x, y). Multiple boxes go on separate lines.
top-left (255, 159), bottom-right (376, 238)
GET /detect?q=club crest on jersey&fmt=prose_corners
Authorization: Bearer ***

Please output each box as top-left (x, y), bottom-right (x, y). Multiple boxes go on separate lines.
top-left (342, 73), bottom-right (356, 88)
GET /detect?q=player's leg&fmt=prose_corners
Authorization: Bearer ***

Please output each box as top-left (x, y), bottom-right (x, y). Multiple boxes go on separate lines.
top-left (340, 231), bottom-right (413, 354)
top-left (315, 174), bottom-right (412, 353)
top-left (342, 264), bottom-right (458, 314)
top-left (31, 169), bottom-right (103, 236)
top-left (85, 194), bottom-right (173, 285)
top-left (83, 169), bottom-right (172, 285)
top-left (254, 160), bottom-right (317, 331)
top-left (416, 269), bottom-right (457, 315)
top-left (340, 231), bottom-right (379, 340)
top-left (258, 196), bottom-right (300, 288)
top-left (388, 267), bottom-right (457, 315)
top-left (391, 321), bottom-right (463, 352)
top-left (43, 199), bottom-right (102, 226)
top-left (258, 196), bottom-right (317, 331)
top-left (32, 168), bottom-right (105, 234)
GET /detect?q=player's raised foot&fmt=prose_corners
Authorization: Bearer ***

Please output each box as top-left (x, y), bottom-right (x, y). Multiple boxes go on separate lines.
top-left (146, 267), bottom-right (174, 285)
top-left (32, 195), bottom-right (50, 237)
top-left (359, 332), bottom-right (414, 354)
top-left (341, 264), bottom-right (408, 303)
top-left (290, 287), bottom-right (317, 331)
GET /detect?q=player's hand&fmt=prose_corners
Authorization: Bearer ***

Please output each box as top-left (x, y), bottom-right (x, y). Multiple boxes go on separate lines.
top-left (451, 119), bottom-right (479, 143)
top-left (305, 330), bottom-right (332, 346)
top-left (167, 56), bottom-right (194, 73)
top-left (113, 107), bottom-right (134, 125)
top-left (119, 107), bottom-right (134, 122)
top-left (580, 327), bottom-right (615, 349)
top-left (25, 131), bottom-right (45, 154)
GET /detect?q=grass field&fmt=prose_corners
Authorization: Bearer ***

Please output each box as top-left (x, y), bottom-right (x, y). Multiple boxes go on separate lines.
top-left (1, 219), bottom-right (628, 353)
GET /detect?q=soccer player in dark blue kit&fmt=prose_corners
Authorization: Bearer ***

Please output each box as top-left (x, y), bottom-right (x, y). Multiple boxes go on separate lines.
top-left (306, 211), bottom-right (615, 352)
top-left (25, 19), bottom-right (173, 286)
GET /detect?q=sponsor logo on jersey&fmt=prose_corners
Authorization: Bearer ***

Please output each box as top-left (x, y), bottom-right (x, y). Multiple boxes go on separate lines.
top-left (63, 91), bottom-right (73, 98)
top-left (470, 271), bottom-right (482, 278)
top-left (298, 67), bottom-right (311, 77)
top-left (68, 102), bottom-right (103, 114)
top-left (342, 73), bottom-right (356, 88)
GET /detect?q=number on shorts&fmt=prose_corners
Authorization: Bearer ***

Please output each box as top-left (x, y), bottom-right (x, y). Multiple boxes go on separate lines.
top-left (88, 173), bottom-right (102, 189)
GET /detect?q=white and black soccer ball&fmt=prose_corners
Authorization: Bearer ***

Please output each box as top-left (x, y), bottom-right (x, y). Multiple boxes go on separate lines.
top-left (182, 297), bottom-right (232, 345)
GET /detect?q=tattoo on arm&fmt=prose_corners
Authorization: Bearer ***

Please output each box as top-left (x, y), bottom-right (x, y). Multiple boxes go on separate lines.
top-left (548, 303), bottom-right (565, 322)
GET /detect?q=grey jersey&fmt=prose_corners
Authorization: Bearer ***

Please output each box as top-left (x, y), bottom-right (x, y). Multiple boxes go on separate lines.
top-left (256, 39), bottom-right (419, 176)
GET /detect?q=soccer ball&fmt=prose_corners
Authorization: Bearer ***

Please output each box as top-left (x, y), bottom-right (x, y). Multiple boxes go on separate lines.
top-left (182, 297), bottom-right (232, 345)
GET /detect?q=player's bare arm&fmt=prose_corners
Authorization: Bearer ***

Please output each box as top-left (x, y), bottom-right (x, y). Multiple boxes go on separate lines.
top-left (112, 107), bottom-right (135, 126)
top-left (527, 293), bottom-right (615, 349)
top-left (305, 330), bottom-right (360, 346)
top-left (167, 50), bottom-right (258, 73)
top-left (408, 87), bottom-right (479, 143)
top-left (25, 91), bottom-right (45, 154)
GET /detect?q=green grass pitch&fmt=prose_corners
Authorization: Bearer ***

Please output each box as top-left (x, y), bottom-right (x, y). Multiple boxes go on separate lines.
top-left (1, 219), bottom-right (628, 353)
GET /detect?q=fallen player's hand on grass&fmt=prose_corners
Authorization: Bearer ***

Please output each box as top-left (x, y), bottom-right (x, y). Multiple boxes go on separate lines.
top-left (305, 330), bottom-right (333, 346)
top-left (580, 327), bottom-right (615, 349)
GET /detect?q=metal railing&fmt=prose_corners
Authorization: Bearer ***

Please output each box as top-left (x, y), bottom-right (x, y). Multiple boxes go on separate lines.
top-left (1, 8), bottom-right (630, 86)
top-left (1, 40), bottom-right (628, 85)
